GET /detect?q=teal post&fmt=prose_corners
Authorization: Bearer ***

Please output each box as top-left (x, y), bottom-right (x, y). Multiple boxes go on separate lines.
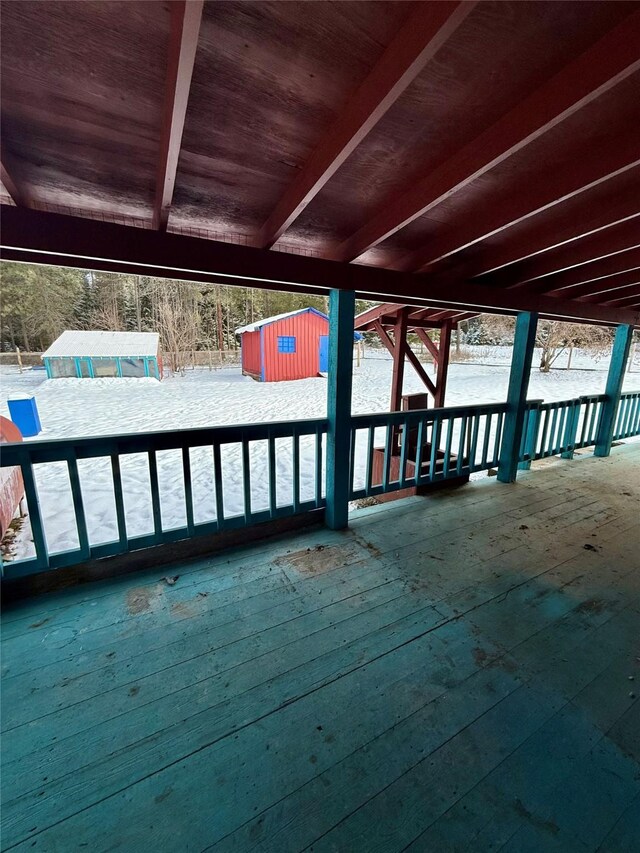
top-left (594, 324), bottom-right (633, 457)
top-left (325, 288), bottom-right (355, 530)
top-left (498, 311), bottom-right (538, 483)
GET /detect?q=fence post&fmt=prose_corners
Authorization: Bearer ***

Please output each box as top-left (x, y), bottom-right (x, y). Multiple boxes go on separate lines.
top-left (517, 400), bottom-right (542, 470)
top-left (498, 311), bottom-right (538, 483)
top-left (594, 324), bottom-right (634, 458)
top-left (325, 289), bottom-right (355, 530)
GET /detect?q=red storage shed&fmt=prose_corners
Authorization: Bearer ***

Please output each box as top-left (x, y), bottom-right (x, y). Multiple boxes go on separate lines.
top-left (236, 308), bottom-right (360, 382)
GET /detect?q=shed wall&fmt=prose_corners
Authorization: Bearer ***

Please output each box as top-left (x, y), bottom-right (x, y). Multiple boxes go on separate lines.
top-left (263, 312), bottom-right (328, 381)
top-left (241, 330), bottom-right (261, 378)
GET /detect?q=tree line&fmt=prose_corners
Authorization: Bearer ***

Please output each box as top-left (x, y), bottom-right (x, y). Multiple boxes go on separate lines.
top-left (0, 262), bottom-right (625, 373)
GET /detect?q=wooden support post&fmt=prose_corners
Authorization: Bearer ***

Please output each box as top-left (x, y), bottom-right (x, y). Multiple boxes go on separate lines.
top-left (497, 311), bottom-right (538, 483)
top-left (594, 324), bottom-right (634, 457)
top-left (389, 308), bottom-right (409, 412)
top-left (325, 289), bottom-right (355, 530)
top-left (434, 321), bottom-right (452, 408)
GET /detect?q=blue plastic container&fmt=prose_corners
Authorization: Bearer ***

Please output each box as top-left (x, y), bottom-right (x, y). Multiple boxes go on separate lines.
top-left (7, 395), bottom-right (42, 437)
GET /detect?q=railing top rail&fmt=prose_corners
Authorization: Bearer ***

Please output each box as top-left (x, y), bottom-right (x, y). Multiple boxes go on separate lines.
top-left (0, 416), bottom-right (329, 466)
top-left (620, 389), bottom-right (640, 398)
top-left (351, 401), bottom-right (508, 427)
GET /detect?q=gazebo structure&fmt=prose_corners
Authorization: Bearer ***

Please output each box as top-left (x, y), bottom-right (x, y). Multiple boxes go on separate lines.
top-left (1, 2), bottom-right (639, 850)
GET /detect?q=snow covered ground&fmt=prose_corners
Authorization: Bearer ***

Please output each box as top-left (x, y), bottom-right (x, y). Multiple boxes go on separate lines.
top-left (1, 348), bottom-right (638, 562)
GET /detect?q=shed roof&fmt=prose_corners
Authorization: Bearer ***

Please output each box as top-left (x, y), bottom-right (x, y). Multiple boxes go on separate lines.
top-left (42, 331), bottom-right (160, 359)
top-left (235, 308), bottom-right (327, 335)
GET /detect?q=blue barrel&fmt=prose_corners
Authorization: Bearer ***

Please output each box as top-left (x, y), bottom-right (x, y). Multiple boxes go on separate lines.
top-left (7, 395), bottom-right (42, 437)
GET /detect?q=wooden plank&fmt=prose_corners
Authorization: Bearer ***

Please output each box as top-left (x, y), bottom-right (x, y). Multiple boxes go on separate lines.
top-left (332, 11), bottom-right (640, 261)
top-left (256, 1), bottom-right (475, 247)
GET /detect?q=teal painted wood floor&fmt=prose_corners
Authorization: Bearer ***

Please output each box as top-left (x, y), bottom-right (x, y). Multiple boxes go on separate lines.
top-left (1, 445), bottom-right (639, 852)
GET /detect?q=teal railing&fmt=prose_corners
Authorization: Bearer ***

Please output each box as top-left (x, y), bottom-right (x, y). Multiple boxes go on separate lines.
top-left (0, 419), bottom-right (327, 579)
top-left (349, 402), bottom-right (507, 500)
top-left (519, 394), bottom-right (607, 464)
top-left (1, 391), bottom-right (639, 580)
top-left (613, 391), bottom-right (640, 441)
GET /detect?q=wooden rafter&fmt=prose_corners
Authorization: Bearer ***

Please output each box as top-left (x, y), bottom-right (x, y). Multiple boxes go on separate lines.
top-left (153, 0), bottom-right (203, 231)
top-left (570, 274), bottom-right (640, 302)
top-left (395, 132), bottom-right (640, 273)
top-left (472, 191), bottom-right (640, 278)
top-left (2, 207), bottom-right (638, 326)
top-left (600, 290), bottom-right (640, 307)
top-left (332, 11), bottom-right (640, 262)
top-left (500, 217), bottom-right (640, 289)
top-left (535, 250), bottom-right (640, 296)
top-left (255, 1), bottom-right (475, 249)
top-left (543, 265), bottom-right (640, 299)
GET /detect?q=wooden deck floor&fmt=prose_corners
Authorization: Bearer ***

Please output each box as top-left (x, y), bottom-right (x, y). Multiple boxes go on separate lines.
top-left (1, 445), bottom-right (639, 852)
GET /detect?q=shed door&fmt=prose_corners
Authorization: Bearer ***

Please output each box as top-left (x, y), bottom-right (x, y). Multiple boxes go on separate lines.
top-left (318, 335), bottom-right (329, 373)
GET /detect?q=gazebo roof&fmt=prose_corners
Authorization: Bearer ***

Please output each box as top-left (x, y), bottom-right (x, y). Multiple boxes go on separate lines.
top-left (1, 2), bottom-right (639, 326)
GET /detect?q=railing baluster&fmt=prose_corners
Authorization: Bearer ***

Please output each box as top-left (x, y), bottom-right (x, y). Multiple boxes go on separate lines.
top-left (481, 413), bottom-right (492, 468)
top-left (268, 433), bottom-right (277, 515)
top-left (443, 417), bottom-right (454, 475)
top-left (414, 418), bottom-right (425, 485)
top-left (382, 423), bottom-right (393, 491)
top-left (314, 426), bottom-right (322, 506)
top-left (456, 415), bottom-right (467, 475)
top-left (67, 452), bottom-right (90, 559)
top-left (242, 438), bottom-right (252, 522)
top-left (110, 453), bottom-right (128, 550)
top-left (539, 408), bottom-right (551, 457)
top-left (430, 418), bottom-right (442, 481)
top-left (212, 442), bottom-right (225, 529)
top-left (148, 450), bottom-right (162, 539)
top-left (182, 446), bottom-right (195, 535)
top-left (399, 415), bottom-right (410, 488)
top-left (469, 415), bottom-right (480, 469)
top-left (292, 429), bottom-right (300, 513)
top-left (19, 454), bottom-right (49, 570)
top-left (548, 406), bottom-right (560, 455)
top-left (365, 424), bottom-right (375, 494)
top-left (492, 411), bottom-right (504, 466)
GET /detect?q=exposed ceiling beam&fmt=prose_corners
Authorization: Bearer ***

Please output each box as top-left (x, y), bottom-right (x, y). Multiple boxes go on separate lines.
top-left (533, 251), bottom-right (640, 296)
top-left (543, 265), bottom-right (640, 299)
top-left (499, 218), bottom-right (640, 289)
top-left (0, 155), bottom-right (29, 207)
top-left (471, 190), bottom-right (639, 278)
top-left (153, 0), bottom-right (203, 231)
top-left (396, 132), bottom-right (640, 273)
top-left (601, 291), bottom-right (640, 307)
top-left (1, 206), bottom-right (638, 327)
top-left (255, 1), bottom-right (475, 249)
top-left (570, 275), bottom-right (640, 302)
top-left (331, 10), bottom-right (640, 262)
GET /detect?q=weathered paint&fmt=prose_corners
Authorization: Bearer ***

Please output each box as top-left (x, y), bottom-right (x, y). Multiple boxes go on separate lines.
top-left (595, 324), bottom-right (634, 457)
top-left (326, 289), bottom-right (355, 530)
top-left (497, 311), bottom-right (538, 484)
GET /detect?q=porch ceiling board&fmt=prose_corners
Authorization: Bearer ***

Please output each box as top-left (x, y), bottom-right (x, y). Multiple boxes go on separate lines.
top-left (1, 2), bottom-right (639, 328)
top-left (330, 10), bottom-right (640, 262)
top-left (256, 1), bottom-right (475, 249)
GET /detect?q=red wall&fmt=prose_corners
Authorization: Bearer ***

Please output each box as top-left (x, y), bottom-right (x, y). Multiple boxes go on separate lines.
top-left (262, 312), bottom-right (328, 381)
top-left (241, 330), bottom-right (261, 377)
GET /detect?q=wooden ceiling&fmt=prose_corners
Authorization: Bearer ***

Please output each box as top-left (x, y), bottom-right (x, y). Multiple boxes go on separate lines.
top-left (1, 1), bottom-right (639, 325)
